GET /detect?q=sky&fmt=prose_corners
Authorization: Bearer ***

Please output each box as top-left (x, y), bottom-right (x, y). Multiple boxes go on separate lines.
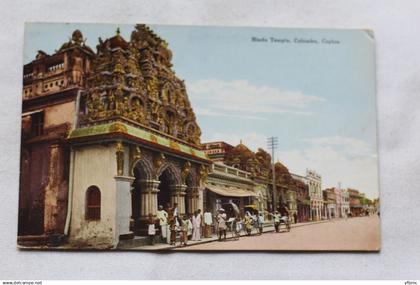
top-left (24, 23), bottom-right (379, 199)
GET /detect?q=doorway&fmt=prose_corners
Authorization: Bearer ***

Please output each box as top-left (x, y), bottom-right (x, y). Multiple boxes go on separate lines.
top-left (157, 168), bottom-right (174, 209)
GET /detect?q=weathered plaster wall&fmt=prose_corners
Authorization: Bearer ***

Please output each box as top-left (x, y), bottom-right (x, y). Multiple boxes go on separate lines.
top-left (44, 144), bottom-right (69, 234)
top-left (44, 101), bottom-right (75, 128)
top-left (69, 144), bottom-right (118, 248)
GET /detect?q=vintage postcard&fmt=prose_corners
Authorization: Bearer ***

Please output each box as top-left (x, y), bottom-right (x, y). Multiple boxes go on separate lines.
top-left (18, 23), bottom-right (379, 251)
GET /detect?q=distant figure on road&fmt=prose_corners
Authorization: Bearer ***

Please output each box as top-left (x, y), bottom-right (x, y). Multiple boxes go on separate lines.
top-left (244, 211), bottom-right (253, 236)
top-left (252, 212), bottom-right (259, 234)
top-left (271, 211), bottom-right (281, 232)
top-left (258, 213), bottom-right (265, 235)
top-left (216, 209), bottom-right (227, 241)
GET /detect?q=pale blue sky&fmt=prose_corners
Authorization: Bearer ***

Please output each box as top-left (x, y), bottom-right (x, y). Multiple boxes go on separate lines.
top-left (24, 23), bottom-right (379, 199)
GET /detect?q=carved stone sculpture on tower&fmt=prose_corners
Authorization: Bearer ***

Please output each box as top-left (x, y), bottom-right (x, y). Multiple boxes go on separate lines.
top-left (80, 25), bottom-right (201, 146)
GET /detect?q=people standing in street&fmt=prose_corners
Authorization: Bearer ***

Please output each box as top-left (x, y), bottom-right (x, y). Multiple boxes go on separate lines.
top-left (258, 212), bottom-right (265, 235)
top-left (192, 209), bottom-right (202, 241)
top-left (147, 213), bottom-right (156, 245)
top-left (191, 211), bottom-right (197, 240)
top-left (187, 214), bottom-right (193, 240)
top-left (271, 211), bottom-right (281, 232)
top-left (169, 216), bottom-right (178, 245)
top-left (216, 209), bottom-right (227, 241)
top-left (244, 211), bottom-right (253, 236)
top-left (252, 212), bottom-right (258, 235)
top-left (203, 208), bottom-right (213, 238)
top-left (165, 202), bottom-right (174, 244)
top-left (181, 215), bottom-right (189, 246)
top-left (279, 204), bottom-right (291, 232)
top-left (156, 205), bottom-right (168, 243)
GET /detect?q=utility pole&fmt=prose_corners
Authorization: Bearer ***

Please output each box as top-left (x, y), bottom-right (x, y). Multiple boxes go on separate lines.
top-left (267, 137), bottom-right (278, 211)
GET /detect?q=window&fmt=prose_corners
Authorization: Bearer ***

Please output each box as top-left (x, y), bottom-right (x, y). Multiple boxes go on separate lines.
top-left (31, 111), bottom-right (44, 136)
top-left (86, 186), bottom-right (101, 220)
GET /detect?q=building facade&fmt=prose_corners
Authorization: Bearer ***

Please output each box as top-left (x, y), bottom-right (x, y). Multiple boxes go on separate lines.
top-left (334, 184), bottom-right (343, 218)
top-left (291, 174), bottom-right (310, 223)
top-left (348, 188), bottom-right (363, 217)
top-left (306, 169), bottom-right (323, 221)
top-left (203, 142), bottom-right (272, 218)
top-left (202, 141), bottom-right (234, 162)
top-left (323, 188), bottom-right (337, 219)
top-left (204, 163), bottom-right (256, 218)
top-left (341, 188), bottom-right (350, 218)
top-left (19, 25), bottom-right (213, 248)
top-left (19, 30), bottom-right (95, 244)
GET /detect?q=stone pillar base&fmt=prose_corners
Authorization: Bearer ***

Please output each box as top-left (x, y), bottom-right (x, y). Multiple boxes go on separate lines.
top-left (132, 179), bottom-right (160, 236)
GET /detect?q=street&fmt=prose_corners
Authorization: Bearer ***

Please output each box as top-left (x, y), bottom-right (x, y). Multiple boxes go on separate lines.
top-left (175, 215), bottom-right (380, 251)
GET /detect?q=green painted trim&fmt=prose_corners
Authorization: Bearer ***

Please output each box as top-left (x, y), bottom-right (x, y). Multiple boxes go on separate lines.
top-left (68, 122), bottom-right (208, 160)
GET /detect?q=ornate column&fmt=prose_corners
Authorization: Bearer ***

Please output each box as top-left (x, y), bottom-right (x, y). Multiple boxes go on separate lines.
top-left (186, 186), bottom-right (200, 214)
top-left (139, 180), bottom-right (160, 217)
top-left (115, 141), bottom-right (124, 176)
top-left (170, 184), bottom-right (187, 215)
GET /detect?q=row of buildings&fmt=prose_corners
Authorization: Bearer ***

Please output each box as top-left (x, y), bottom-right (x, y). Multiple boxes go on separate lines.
top-left (18, 25), bottom-right (378, 249)
top-left (202, 142), bottom-right (378, 223)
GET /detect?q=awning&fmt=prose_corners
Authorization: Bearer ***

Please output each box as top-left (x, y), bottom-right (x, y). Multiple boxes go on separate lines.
top-left (206, 186), bottom-right (257, 197)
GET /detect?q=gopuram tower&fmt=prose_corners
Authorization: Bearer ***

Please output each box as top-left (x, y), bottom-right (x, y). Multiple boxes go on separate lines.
top-left (67, 25), bottom-right (210, 248)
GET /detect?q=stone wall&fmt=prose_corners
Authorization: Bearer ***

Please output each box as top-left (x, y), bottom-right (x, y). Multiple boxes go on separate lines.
top-left (69, 144), bottom-right (118, 248)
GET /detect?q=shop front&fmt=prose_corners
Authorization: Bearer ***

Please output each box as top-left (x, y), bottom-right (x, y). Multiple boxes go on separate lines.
top-left (203, 163), bottom-right (256, 219)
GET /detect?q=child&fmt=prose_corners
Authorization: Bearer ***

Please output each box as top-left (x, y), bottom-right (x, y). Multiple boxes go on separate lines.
top-left (181, 215), bottom-right (189, 246)
top-left (147, 213), bottom-right (156, 245)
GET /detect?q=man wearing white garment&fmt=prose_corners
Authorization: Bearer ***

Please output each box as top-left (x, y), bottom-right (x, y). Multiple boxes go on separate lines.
top-left (156, 205), bottom-right (168, 243)
top-left (192, 209), bottom-right (202, 241)
top-left (203, 209), bottom-right (213, 238)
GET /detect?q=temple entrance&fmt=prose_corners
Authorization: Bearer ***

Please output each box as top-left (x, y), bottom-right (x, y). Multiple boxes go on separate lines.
top-left (129, 157), bottom-right (200, 237)
top-left (157, 168), bottom-right (173, 209)
top-left (131, 161), bottom-right (150, 234)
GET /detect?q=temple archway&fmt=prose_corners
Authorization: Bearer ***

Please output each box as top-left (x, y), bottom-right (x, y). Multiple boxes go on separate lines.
top-left (131, 159), bottom-right (153, 233)
top-left (156, 163), bottom-right (186, 215)
top-left (158, 167), bottom-right (177, 209)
